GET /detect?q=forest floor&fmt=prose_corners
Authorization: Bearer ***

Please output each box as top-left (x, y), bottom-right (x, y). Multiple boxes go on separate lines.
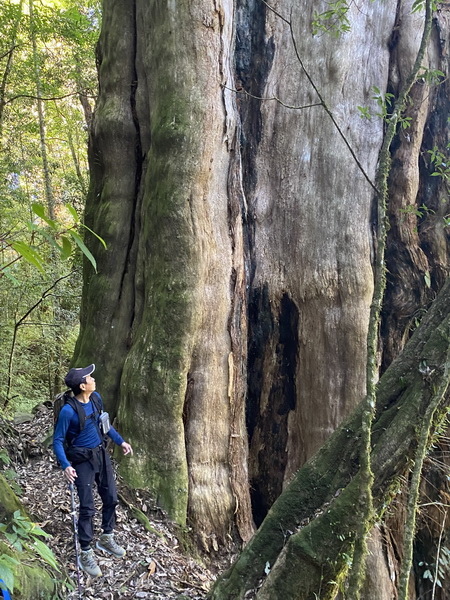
top-left (7, 403), bottom-right (231, 600)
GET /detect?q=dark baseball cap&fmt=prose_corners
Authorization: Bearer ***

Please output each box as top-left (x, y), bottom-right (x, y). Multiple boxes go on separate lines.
top-left (65, 364), bottom-right (95, 388)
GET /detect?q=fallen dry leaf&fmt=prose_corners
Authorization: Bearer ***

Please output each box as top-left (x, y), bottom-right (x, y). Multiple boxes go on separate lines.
top-left (0, 405), bottom-right (232, 600)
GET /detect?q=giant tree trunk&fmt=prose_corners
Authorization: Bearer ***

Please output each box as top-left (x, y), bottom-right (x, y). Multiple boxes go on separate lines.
top-left (209, 275), bottom-right (450, 599)
top-left (73, 0), bottom-right (450, 590)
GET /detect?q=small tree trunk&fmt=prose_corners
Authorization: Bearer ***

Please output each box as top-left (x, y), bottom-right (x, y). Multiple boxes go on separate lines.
top-left (0, 0), bottom-right (23, 136)
top-left (29, 0), bottom-right (54, 219)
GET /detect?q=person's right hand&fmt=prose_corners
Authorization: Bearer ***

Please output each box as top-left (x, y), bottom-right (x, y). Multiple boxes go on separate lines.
top-left (64, 466), bottom-right (77, 483)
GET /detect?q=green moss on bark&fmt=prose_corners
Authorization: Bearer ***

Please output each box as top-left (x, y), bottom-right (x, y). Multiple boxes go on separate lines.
top-left (114, 1), bottom-right (207, 524)
top-left (74, 0), bottom-right (210, 525)
top-left (210, 279), bottom-right (450, 600)
top-left (0, 472), bottom-right (25, 522)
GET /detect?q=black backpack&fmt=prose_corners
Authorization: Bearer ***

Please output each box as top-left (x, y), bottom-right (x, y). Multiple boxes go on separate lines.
top-left (53, 390), bottom-right (103, 446)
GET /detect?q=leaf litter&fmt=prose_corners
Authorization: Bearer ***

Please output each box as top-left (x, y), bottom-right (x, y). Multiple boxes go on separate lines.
top-left (2, 404), bottom-right (225, 600)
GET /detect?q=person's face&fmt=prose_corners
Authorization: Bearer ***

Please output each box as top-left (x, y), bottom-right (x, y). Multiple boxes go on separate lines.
top-left (81, 375), bottom-right (96, 392)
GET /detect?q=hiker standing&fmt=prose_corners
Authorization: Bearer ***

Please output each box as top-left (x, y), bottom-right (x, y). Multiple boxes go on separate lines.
top-left (53, 364), bottom-right (133, 578)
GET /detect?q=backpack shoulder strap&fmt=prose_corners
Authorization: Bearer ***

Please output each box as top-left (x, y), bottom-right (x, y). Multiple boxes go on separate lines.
top-left (65, 395), bottom-right (87, 432)
top-left (90, 391), bottom-right (103, 414)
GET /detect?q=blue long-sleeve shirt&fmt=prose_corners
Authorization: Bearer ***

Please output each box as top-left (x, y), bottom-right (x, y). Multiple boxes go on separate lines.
top-left (53, 392), bottom-right (124, 470)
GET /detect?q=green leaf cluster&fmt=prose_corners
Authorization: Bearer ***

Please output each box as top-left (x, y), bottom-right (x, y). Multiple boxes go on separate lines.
top-left (412, 0), bottom-right (439, 13)
top-left (0, 510), bottom-right (59, 593)
top-left (0, 0), bottom-right (101, 412)
top-left (0, 554), bottom-right (19, 594)
top-left (311, 0), bottom-right (351, 37)
top-left (3, 202), bottom-right (106, 276)
top-left (419, 546), bottom-right (450, 589)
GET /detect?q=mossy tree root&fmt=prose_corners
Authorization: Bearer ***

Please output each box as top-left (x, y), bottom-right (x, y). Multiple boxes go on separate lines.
top-left (348, 1), bottom-right (434, 597)
top-left (397, 347), bottom-right (450, 600)
top-left (209, 277), bottom-right (450, 600)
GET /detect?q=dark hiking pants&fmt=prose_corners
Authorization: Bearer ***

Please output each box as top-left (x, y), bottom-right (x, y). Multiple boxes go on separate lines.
top-left (74, 445), bottom-right (118, 549)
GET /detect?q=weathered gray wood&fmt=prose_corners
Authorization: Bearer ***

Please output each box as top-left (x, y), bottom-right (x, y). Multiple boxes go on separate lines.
top-left (73, 4), bottom-right (450, 590)
top-left (210, 276), bottom-right (450, 599)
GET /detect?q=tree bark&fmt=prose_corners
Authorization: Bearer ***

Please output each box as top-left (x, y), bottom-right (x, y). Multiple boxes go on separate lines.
top-left (74, 0), bottom-right (254, 543)
top-left (210, 276), bottom-right (450, 599)
top-left (73, 1), bottom-right (450, 585)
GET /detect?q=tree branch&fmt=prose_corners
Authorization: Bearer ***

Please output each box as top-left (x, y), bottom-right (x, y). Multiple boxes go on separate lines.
top-left (4, 90), bottom-right (96, 105)
top-left (222, 84), bottom-right (322, 111)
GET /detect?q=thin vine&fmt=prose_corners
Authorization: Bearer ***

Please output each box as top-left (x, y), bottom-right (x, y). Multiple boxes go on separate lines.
top-left (347, 0), bottom-right (434, 597)
top-left (398, 348), bottom-right (450, 600)
top-left (256, 1), bottom-right (436, 596)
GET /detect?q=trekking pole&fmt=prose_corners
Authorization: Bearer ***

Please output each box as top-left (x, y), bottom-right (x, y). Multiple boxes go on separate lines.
top-left (69, 483), bottom-right (83, 600)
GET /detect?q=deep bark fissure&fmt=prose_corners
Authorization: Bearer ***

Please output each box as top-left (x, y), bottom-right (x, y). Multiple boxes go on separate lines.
top-left (116, 6), bottom-right (141, 312)
top-left (250, 292), bottom-right (299, 526)
top-left (226, 121), bottom-right (255, 542)
top-left (234, 0), bottom-right (274, 273)
top-left (74, 0), bottom-right (143, 417)
top-left (233, 0), bottom-right (277, 528)
top-left (247, 283), bottom-right (273, 440)
top-left (210, 276), bottom-right (450, 600)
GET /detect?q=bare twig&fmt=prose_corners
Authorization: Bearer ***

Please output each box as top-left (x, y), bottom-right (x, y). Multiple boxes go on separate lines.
top-left (288, 16), bottom-right (378, 192)
top-left (256, 0), bottom-right (378, 192)
top-left (4, 90), bottom-right (97, 105)
top-left (259, 0), bottom-right (290, 24)
top-left (223, 84), bottom-right (322, 111)
top-left (4, 272), bottom-right (74, 408)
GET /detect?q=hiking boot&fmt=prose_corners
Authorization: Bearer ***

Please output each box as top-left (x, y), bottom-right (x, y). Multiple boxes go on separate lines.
top-left (78, 548), bottom-right (102, 577)
top-left (96, 533), bottom-right (126, 558)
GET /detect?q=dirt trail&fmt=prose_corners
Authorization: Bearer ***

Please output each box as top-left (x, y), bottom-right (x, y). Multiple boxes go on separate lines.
top-left (8, 405), bottom-right (218, 600)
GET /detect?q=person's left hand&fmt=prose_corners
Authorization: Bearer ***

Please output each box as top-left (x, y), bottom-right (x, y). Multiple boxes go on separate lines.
top-left (121, 442), bottom-right (133, 456)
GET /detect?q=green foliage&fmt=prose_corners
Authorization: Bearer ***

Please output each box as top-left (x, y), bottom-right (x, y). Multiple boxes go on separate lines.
top-left (372, 86), bottom-right (395, 120)
top-left (0, 510), bottom-right (52, 553)
top-left (0, 266), bottom-right (82, 410)
top-left (0, 510), bottom-right (59, 594)
top-left (400, 203), bottom-right (435, 219)
top-left (1, 470), bottom-right (22, 497)
top-left (428, 145), bottom-right (450, 178)
top-left (412, 0), bottom-right (439, 13)
top-left (28, 539), bottom-right (59, 571)
top-left (418, 543), bottom-right (450, 589)
top-left (2, 202), bottom-right (106, 275)
top-left (0, 554), bottom-right (19, 594)
top-left (358, 87), bottom-right (412, 129)
top-left (0, 451), bottom-right (11, 467)
top-left (417, 66), bottom-right (446, 85)
top-left (0, 0), bottom-right (101, 412)
top-left (311, 0), bottom-right (350, 37)
top-left (426, 145), bottom-right (450, 230)
top-left (357, 105), bottom-right (371, 120)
